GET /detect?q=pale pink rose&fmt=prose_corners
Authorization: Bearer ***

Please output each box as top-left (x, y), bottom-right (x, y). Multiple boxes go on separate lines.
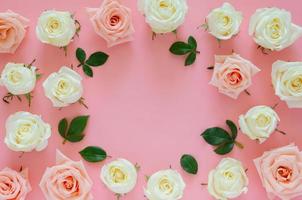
top-left (86, 0), bottom-right (134, 47)
top-left (0, 167), bottom-right (31, 200)
top-left (39, 150), bottom-right (93, 200)
top-left (254, 144), bottom-right (302, 200)
top-left (0, 10), bottom-right (29, 53)
top-left (210, 53), bottom-right (260, 99)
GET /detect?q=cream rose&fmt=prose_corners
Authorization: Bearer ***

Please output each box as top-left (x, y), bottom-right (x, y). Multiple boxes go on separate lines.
top-left (206, 3), bottom-right (243, 40)
top-left (0, 62), bottom-right (36, 95)
top-left (210, 53), bottom-right (260, 99)
top-left (100, 159), bottom-right (138, 195)
top-left (43, 66), bottom-right (83, 107)
top-left (40, 150), bottom-right (93, 200)
top-left (0, 167), bottom-right (31, 200)
top-left (239, 105), bottom-right (280, 143)
top-left (272, 60), bottom-right (302, 108)
top-left (249, 7), bottom-right (302, 51)
top-left (208, 158), bottom-right (248, 200)
top-left (144, 169), bottom-right (185, 200)
top-left (36, 10), bottom-right (76, 47)
top-left (0, 10), bottom-right (29, 53)
top-left (4, 111), bottom-right (51, 152)
top-left (87, 0), bottom-right (135, 47)
top-left (254, 144), bottom-right (302, 200)
top-left (138, 0), bottom-right (188, 33)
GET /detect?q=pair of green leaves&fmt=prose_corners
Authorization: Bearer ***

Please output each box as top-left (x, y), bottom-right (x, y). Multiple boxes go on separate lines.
top-left (58, 115), bottom-right (89, 143)
top-left (79, 146), bottom-right (107, 163)
top-left (201, 120), bottom-right (243, 155)
top-left (76, 48), bottom-right (109, 77)
top-left (180, 154), bottom-right (198, 175)
top-left (169, 36), bottom-right (199, 66)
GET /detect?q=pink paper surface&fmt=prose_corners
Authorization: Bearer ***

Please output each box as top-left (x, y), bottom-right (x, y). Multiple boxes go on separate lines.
top-left (0, 0), bottom-right (302, 199)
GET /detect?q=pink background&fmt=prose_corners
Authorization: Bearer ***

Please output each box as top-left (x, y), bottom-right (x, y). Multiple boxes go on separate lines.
top-left (1, 0), bottom-right (302, 199)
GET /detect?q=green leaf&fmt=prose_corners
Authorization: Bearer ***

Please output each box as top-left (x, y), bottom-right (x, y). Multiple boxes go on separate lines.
top-left (214, 141), bottom-right (234, 155)
top-left (58, 118), bottom-right (68, 138)
top-left (180, 154), bottom-right (198, 174)
top-left (76, 48), bottom-right (86, 64)
top-left (185, 52), bottom-right (196, 66)
top-left (79, 146), bottom-right (107, 162)
top-left (67, 116), bottom-right (89, 135)
top-left (85, 52), bottom-right (109, 66)
top-left (226, 120), bottom-right (238, 139)
top-left (83, 65), bottom-right (93, 77)
top-left (169, 42), bottom-right (192, 55)
top-left (202, 127), bottom-right (232, 145)
top-left (188, 36), bottom-right (197, 49)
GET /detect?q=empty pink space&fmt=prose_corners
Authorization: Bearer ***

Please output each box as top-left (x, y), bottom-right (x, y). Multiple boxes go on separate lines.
top-left (0, 0), bottom-right (302, 199)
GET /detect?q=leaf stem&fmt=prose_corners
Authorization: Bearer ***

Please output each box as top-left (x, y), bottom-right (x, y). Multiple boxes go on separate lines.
top-left (276, 128), bottom-right (287, 135)
top-left (234, 141), bottom-right (244, 149)
top-left (195, 50), bottom-right (200, 54)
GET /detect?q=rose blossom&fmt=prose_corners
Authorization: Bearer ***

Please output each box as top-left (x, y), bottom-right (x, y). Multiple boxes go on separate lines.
top-left (249, 7), bottom-right (302, 51)
top-left (208, 158), bottom-right (248, 200)
top-left (0, 10), bottom-right (29, 53)
top-left (40, 150), bottom-right (93, 200)
top-left (0, 167), bottom-right (31, 200)
top-left (272, 60), bottom-right (302, 108)
top-left (87, 0), bottom-right (134, 47)
top-left (254, 144), bottom-right (302, 200)
top-left (206, 3), bottom-right (243, 40)
top-left (239, 105), bottom-right (280, 143)
top-left (210, 53), bottom-right (260, 99)
top-left (138, 0), bottom-right (188, 34)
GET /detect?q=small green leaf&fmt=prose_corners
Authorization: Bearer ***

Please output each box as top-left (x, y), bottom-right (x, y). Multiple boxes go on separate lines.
top-left (67, 116), bottom-right (89, 135)
top-left (185, 52), bottom-right (196, 66)
top-left (58, 118), bottom-right (68, 138)
top-left (76, 48), bottom-right (86, 64)
top-left (188, 36), bottom-right (197, 49)
top-left (202, 127), bottom-right (232, 145)
top-left (226, 120), bottom-right (238, 139)
top-left (169, 42), bottom-right (192, 55)
top-left (180, 154), bottom-right (198, 174)
top-left (214, 141), bottom-right (234, 155)
top-left (36, 73), bottom-right (42, 80)
top-left (79, 146), bottom-right (107, 162)
top-left (86, 52), bottom-right (109, 66)
top-left (83, 65), bottom-right (93, 77)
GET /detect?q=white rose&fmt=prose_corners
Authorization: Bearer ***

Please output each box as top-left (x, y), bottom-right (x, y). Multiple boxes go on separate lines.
top-left (100, 159), bottom-right (137, 195)
top-left (272, 60), bottom-right (302, 108)
top-left (36, 10), bottom-right (76, 47)
top-left (206, 3), bottom-right (243, 40)
top-left (43, 66), bottom-right (83, 108)
top-left (144, 169), bottom-right (185, 200)
top-left (138, 0), bottom-right (188, 33)
top-left (249, 7), bottom-right (302, 51)
top-left (0, 63), bottom-right (36, 95)
top-left (208, 158), bottom-right (248, 200)
top-left (239, 106), bottom-right (280, 143)
top-left (4, 111), bottom-right (51, 152)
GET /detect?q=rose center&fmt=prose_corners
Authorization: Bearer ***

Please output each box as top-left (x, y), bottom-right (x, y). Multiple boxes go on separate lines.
top-left (16, 123), bottom-right (32, 144)
top-left (159, 177), bottom-right (174, 194)
top-left (46, 18), bottom-right (61, 33)
top-left (8, 70), bottom-right (23, 84)
top-left (276, 166), bottom-right (292, 183)
top-left (63, 176), bottom-right (76, 191)
top-left (269, 18), bottom-right (281, 39)
top-left (290, 76), bottom-right (302, 92)
top-left (223, 171), bottom-right (234, 180)
top-left (109, 167), bottom-right (127, 183)
top-left (256, 114), bottom-right (271, 127)
top-left (226, 69), bottom-right (242, 85)
top-left (110, 15), bottom-right (120, 26)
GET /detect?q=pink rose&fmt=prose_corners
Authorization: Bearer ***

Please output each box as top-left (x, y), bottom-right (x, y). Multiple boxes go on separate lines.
top-left (0, 167), bottom-right (31, 200)
top-left (210, 53), bottom-right (260, 99)
top-left (39, 150), bottom-right (93, 200)
top-left (254, 144), bottom-right (302, 200)
top-left (86, 0), bottom-right (134, 47)
top-left (0, 10), bottom-right (29, 53)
